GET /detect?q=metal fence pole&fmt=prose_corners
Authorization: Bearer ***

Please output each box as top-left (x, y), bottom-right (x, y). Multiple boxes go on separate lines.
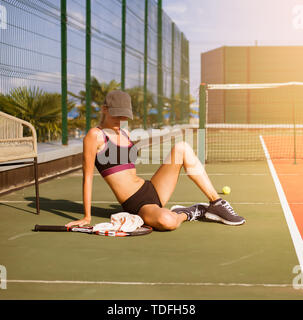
top-left (198, 83), bottom-right (206, 165)
top-left (61, 0), bottom-right (68, 145)
top-left (170, 22), bottom-right (175, 124)
top-left (143, 0), bottom-right (149, 130)
top-left (121, 0), bottom-right (126, 91)
top-left (157, 0), bottom-right (163, 126)
top-left (180, 32), bottom-right (184, 124)
top-left (185, 38), bottom-right (190, 122)
top-left (86, 0), bottom-right (91, 133)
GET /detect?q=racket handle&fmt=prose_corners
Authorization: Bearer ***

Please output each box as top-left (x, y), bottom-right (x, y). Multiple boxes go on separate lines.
top-left (34, 225), bottom-right (68, 232)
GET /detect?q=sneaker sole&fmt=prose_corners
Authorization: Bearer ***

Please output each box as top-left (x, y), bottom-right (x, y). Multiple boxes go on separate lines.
top-left (204, 212), bottom-right (246, 226)
top-left (170, 203), bottom-right (209, 211)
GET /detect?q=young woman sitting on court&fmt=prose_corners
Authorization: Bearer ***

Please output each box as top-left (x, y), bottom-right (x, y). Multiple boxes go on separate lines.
top-left (66, 90), bottom-right (245, 231)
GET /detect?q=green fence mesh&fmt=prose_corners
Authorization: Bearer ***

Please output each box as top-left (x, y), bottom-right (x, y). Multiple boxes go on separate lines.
top-left (0, 0), bottom-right (190, 143)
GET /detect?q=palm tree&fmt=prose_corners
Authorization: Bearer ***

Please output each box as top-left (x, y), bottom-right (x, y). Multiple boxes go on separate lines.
top-left (0, 86), bottom-right (75, 142)
top-left (68, 77), bottom-right (120, 128)
top-left (125, 86), bottom-right (156, 128)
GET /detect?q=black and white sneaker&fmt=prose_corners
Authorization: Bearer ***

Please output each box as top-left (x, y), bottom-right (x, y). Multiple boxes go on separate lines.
top-left (205, 198), bottom-right (245, 226)
top-left (170, 203), bottom-right (208, 221)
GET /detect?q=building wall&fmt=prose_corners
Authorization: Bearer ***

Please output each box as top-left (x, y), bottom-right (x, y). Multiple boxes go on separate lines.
top-left (201, 46), bottom-right (303, 124)
top-left (201, 47), bottom-right (224, 122)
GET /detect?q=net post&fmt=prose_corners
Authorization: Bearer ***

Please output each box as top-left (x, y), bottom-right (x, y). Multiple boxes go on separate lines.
top-left (85, 0), bottom-right (91, 133)
top-left (60, 0), bottom-right (68, 145)
top-left (291, 85), bottom-right (297, 165)
top-left (198, 83), bottom-right (206, 165)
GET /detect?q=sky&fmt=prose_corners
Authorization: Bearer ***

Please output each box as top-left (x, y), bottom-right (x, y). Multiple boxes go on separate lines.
top-left (163, 0), bottom-right (303, 99)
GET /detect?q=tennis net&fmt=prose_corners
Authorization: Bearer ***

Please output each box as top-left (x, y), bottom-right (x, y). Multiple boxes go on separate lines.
top-left (200, 82), bottom-right (303, 162)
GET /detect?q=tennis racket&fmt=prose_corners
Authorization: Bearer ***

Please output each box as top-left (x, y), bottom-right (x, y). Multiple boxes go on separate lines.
top-left (33, 224), bottom-right (152, 237)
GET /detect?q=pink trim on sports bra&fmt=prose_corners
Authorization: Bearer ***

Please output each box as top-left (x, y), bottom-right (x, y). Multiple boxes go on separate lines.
top-left (100, 163), bottom-right (135, 177)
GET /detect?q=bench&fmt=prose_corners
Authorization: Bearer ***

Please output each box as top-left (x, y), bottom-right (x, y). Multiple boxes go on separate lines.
top-left (0, 111), bottom-right (40, 214)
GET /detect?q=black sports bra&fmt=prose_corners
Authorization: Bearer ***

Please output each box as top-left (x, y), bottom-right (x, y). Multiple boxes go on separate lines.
top-left (95, 127), bottom-right (137, 177)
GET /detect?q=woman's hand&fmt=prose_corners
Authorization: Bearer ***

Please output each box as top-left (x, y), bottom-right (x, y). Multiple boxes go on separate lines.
top-left (65, 217), bottom-right (91, 228)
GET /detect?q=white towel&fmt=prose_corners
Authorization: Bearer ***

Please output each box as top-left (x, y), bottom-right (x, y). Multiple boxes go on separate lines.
top-left (93, 212), bottom-right (144, 233)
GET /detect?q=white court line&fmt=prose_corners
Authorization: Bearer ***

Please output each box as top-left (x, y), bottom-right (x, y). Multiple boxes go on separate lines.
top-left (65, 172), bottom-right (302, 177)
top-left (5, 279), bottom-right (292, 288)
top-left (260, 135), bottom-right (303, 269)
top-left (70, 172), bottom-right (270, 177)
top-left (137, 173), bottom-right (271, 176)
top-left (1, 200), bottom-right (299, 205)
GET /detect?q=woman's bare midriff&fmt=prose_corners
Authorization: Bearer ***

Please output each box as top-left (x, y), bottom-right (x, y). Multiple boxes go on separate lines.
top-left (104, 168), bottom-right (145, 203)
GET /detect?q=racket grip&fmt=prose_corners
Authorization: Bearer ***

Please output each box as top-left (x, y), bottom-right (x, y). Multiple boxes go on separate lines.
top-left (34, 225), bottom-right (68, 232)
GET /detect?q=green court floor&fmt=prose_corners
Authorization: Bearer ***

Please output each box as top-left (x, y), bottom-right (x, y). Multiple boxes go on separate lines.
top-left (0, 161), bottom-right (303, 299)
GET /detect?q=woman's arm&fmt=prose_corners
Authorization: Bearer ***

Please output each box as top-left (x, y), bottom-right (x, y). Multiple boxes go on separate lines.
top-left (65, 129), bottom-right (101, 227)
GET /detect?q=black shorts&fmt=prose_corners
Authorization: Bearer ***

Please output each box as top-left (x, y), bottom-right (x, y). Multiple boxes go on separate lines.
top-left (121, 180), bottom-right (162, 214)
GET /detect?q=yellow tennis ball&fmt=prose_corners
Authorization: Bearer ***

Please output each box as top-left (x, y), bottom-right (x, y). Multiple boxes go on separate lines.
top-left (222, 186), bottom-right (231, 195)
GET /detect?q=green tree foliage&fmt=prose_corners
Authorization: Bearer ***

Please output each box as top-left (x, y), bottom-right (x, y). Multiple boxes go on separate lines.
top-left (125, 86), bottom-right (156, 127)
top-left (0, 86), bottom-right (75, 142)
top-left (68, 77), bottom-right (120, 130)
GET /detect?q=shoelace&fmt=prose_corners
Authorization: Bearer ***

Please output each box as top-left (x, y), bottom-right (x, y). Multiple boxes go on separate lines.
top-left (221, 201), bottom-right (237, 216)
top-left (189, 207), bottom-right (202, 221)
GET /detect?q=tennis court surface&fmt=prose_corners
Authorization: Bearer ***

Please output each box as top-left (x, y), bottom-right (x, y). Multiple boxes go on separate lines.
top-left (1, 159), bottom-right (303, 300)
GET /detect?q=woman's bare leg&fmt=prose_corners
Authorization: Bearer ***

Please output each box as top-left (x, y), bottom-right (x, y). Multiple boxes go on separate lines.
top-left (146, 141), bottom-right (245, 228)
top-left (151, 141), bottom-right (219, 206)
top-left (137, 141), bottom-right (220, 231)
top-left (138, 204), bottom-right (187, 231)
